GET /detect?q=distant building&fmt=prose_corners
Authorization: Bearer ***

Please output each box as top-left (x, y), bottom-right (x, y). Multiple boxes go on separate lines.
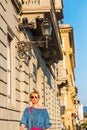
top-left (83, 106), bottom-right (87, 118)
top-left (78, 103), bottom-right (84, 120)
top-left (59, 24), bottom-right (77, 130)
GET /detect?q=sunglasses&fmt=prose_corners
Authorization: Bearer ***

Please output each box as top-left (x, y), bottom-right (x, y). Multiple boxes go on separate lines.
top-left (30, 96), bottom-right (39, 99)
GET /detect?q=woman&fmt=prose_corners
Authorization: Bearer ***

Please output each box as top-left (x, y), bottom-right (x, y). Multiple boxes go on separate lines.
top-left (20, 90), bottom-right (52, 130)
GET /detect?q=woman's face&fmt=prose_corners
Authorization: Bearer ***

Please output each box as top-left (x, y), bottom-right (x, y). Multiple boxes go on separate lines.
top-left (30, 93), bottom-right (40, 104)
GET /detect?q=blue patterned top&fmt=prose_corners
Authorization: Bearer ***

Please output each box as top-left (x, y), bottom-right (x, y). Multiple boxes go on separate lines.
top-left (20, 107), bottom-right (52, 130)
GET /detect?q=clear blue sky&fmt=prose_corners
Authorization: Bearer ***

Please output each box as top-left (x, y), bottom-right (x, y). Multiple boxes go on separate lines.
top-left (63, 0), bottom-right (87, 106)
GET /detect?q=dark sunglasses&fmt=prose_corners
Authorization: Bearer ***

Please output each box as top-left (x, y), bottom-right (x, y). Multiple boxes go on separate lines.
top-left (30, 96), bottom-right (39, 99)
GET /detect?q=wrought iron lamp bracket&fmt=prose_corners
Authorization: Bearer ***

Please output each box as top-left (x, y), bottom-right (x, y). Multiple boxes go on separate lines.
top-left (17, 40), bottom-right (46, 59)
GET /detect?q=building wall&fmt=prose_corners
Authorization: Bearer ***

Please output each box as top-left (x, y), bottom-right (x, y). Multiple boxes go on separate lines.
top-left (0, 1), bottom-right (21, 130)
top-left (0, 1), bottom-right (62, 130)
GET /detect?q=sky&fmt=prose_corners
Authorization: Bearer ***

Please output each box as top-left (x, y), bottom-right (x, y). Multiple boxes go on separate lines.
top-left (63, 0), bottom-right (87, 106)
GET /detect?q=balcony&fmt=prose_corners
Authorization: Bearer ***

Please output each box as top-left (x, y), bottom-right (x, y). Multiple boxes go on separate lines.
top-left (22, 0), bottom-right (63, 20)
top-left (18, 0), bottom-right (63, 65)
top-left (71, 86), bottom-right (78, 98)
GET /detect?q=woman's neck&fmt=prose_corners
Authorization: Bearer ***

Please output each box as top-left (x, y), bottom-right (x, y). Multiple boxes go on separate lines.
top-left (32, 104), bottom-right (39, 108)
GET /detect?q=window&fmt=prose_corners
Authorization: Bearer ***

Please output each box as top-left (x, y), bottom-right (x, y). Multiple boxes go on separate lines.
top-left (7, 33), bottom-right (12, 103)
top-left (7, 27), bottom-right (16, 106)
top-left (33, 64), bottom-right (36, 82)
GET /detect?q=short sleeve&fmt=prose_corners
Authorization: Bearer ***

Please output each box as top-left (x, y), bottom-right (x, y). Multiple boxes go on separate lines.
top-left (20, 108), bottom-right (28, 128)
top-left (45, 109), bottom-right (52, 128)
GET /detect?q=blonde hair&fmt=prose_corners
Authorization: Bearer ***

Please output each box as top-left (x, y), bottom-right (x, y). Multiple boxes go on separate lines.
top-left (29, 90), bottom-right (40, 99)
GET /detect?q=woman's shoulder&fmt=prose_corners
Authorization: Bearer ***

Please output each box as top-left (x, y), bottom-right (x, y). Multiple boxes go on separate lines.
top-left (38, 106), bottom-right (47, 109)
top-left (38, 106), bottom-right (48, 112)
top-left (39, 106), bottom-right (49, 111)
top-left (30, 105), bottom-right (47, 109)
top-left (24, 106), bottom-right (30, 111)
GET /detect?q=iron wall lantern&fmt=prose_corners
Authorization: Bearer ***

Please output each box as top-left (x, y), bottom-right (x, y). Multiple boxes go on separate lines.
top-left (41, 18), bottom-right (52, 37)
top-left (41, 18), bottom-right (52, 48)
top-left (18, 17), bottom-right (52, 59)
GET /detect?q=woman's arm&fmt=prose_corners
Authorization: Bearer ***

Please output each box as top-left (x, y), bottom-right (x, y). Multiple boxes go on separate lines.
top-left (20, 124), bottom-right (25, 130)
top-left (46, 129), bottom-right (50, 130)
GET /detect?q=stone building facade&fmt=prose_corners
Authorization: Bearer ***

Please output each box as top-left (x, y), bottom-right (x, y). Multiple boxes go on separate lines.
top-left (0, 0), bottom-right (64, 130)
